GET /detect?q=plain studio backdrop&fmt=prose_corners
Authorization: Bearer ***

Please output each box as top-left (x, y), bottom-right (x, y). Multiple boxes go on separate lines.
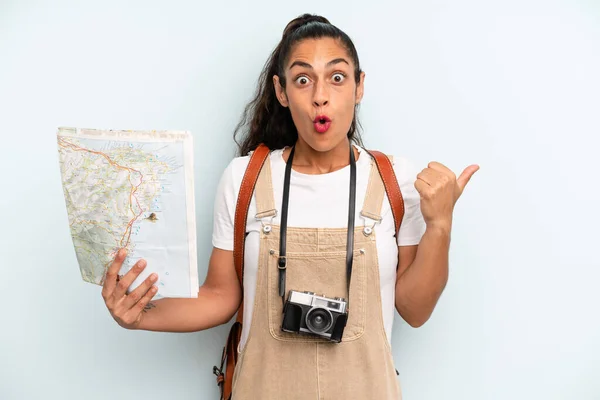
top-left (1, 0), bottom-right (599, 399)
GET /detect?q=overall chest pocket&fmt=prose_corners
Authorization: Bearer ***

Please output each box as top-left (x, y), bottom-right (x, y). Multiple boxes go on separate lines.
top-left (267, 248), bottom-right (367, 342)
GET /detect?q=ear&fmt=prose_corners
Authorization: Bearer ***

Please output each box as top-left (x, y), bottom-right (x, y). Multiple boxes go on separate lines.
top-left (355, 71), bottom-right (366, 104)
top-left (273, 75), bottom-right (289, 107)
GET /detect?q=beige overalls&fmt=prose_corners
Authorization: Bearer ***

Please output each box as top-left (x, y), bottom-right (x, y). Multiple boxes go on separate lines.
top-left (231, 152), bottom-right (402, 400)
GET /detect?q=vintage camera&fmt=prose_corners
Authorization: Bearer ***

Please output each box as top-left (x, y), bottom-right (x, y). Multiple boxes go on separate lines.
top-left (281, 290), bottom-right (349, 342)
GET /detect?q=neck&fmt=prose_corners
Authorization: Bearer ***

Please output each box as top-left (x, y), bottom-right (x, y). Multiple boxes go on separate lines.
top-left (285, 138), bottom-right (357, 175)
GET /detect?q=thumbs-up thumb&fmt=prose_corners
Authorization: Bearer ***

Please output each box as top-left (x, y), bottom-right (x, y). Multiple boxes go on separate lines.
top-left (457, 165), bottom-right (480, 193)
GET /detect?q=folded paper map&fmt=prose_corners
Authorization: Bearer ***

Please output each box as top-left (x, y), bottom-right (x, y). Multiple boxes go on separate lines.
top-left (57, 127), bottom-right (198, 298)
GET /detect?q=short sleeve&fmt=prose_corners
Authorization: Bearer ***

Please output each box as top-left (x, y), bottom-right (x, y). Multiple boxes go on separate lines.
top-left (211, 160), bottom-right (236, 251)
top-left (393, 157), bottom-right (426, 246)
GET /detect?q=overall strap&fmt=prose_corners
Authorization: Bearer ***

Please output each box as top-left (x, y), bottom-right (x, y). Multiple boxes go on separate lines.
top-left (360, 155), bottom-right (391, 223)
top-left (253, 149), bottom-right (277, 220)
top-left (363, 149), bottom-right (406, 238)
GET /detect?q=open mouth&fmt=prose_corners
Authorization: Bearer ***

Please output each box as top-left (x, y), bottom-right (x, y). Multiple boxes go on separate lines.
top-left (313, 115), bottom-right (332, 133)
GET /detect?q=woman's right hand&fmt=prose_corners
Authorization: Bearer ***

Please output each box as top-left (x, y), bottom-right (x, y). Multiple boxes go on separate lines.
top-left (101, 248), bottom-right (159, 330)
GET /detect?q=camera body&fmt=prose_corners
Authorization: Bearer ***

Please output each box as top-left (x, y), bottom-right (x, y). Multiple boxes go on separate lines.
top-left (281, 290), bottom-right (348, 342)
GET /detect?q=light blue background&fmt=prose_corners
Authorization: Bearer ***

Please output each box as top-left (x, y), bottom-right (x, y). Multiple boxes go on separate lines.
top-left (1, 0), bottom-right (599, 399)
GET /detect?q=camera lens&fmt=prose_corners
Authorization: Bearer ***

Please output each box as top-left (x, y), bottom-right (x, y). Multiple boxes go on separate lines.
top-left (305, 308), bottom-right (333, 334)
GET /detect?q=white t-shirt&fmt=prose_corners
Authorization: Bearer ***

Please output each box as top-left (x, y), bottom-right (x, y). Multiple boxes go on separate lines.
top-left (212, 145), bottom-right (426, 349)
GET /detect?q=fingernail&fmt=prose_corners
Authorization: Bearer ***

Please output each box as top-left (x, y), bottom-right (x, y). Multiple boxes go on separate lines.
top-left (139, 260), bottom-right (147, 268)
top-left (150, 273), bottom-right (158, 281)
top-left (119, 249), bottom-right (127, 258)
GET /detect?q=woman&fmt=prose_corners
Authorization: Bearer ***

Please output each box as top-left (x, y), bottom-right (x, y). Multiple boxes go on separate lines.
top-left (101, 13), bottom-right (478, 399)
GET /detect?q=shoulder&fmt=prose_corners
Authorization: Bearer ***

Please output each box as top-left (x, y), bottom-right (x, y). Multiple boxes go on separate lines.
top-left (224, 154), bottom-right (251, 177)
top-left (218, 152), bottom-right (253, 186)
top-left (391, 155), bottom-right (420, 185)
top-left (214, 155), bottom-right (250, 202)
top-left (218, 147), bottom-right (284, 190)
top-left (357, 145), bottom-right (420, 185)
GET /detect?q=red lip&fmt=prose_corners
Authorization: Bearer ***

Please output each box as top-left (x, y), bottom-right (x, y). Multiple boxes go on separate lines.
top-left (313, 115), bottom-right (331, 123)
top-left (313, 115), bottom-right (332, 133)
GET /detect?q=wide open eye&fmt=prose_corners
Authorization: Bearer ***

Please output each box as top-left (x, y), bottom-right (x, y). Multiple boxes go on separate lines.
top-left (295, 76), bottom-right (310, 85)
top-left (332, 73), bottom-right (346, 83)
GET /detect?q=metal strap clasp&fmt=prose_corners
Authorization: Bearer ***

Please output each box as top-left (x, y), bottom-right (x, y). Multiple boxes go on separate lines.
top-left (278, 256), bottom-right (287, 270)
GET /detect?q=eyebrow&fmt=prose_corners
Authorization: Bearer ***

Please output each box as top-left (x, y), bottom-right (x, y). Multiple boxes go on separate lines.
top-left (288, 58), bottom-right (350, 70)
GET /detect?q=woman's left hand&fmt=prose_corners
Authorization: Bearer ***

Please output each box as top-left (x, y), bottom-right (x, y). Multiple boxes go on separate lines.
top-left (414, 162), bottom-right (480, 230)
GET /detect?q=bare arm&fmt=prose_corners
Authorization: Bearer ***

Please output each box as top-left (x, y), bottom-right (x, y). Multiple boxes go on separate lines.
top-left (102, 247), bottom-right (241, 332)
top-left (394, 157), bottom-right (478, 327)
top-left (395, 226), bottom-right (450, 327)
top-left (138, 248), bottom-right (241, 332)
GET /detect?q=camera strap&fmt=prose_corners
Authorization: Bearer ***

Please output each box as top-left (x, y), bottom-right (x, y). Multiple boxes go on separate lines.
top-left (278, 142), bottom-right (357, 308)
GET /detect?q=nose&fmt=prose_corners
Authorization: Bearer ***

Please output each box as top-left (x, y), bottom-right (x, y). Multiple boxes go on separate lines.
top-left (312, 80), bottom-right (329, 107)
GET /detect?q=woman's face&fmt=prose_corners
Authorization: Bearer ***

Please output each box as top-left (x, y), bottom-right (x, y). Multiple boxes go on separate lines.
top-left (274, 37), bottom-right (365, 153)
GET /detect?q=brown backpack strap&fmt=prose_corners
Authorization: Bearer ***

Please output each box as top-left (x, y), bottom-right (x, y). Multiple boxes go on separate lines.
top-left (364, 149), bottom-right (405, 236)
top-left (233, 143), bottom-right (271, 303)
top-left (217, 143), bottom-right (270, 400)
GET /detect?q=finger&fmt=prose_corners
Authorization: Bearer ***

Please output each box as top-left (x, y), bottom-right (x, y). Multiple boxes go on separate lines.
top-left (427, 161), bottom-right (454, 178)
top-left (125, 284), bottom-right (158, 321)
top-left (416, 168), bottom-right (441, 186)
top-left (457, 165), bottom-right (480, 192)
top-left (414, 179), bottom-right (431, 198)
top-left (102, 248), bottom-right (127, 299)
top-left (113, 259), bottom-right (147, 299)
top-left (123, 272), bottom-right (159, 310)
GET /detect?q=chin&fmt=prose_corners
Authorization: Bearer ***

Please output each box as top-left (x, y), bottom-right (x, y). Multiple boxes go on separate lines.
top-left (301, 130), bottom-right (348, 153)
top-left (302, 138), bottom-right (337, 153)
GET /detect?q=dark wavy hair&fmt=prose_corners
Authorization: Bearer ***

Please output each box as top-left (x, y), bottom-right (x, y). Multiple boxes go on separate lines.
top-left (233, 13), bottom-right (364, 156)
